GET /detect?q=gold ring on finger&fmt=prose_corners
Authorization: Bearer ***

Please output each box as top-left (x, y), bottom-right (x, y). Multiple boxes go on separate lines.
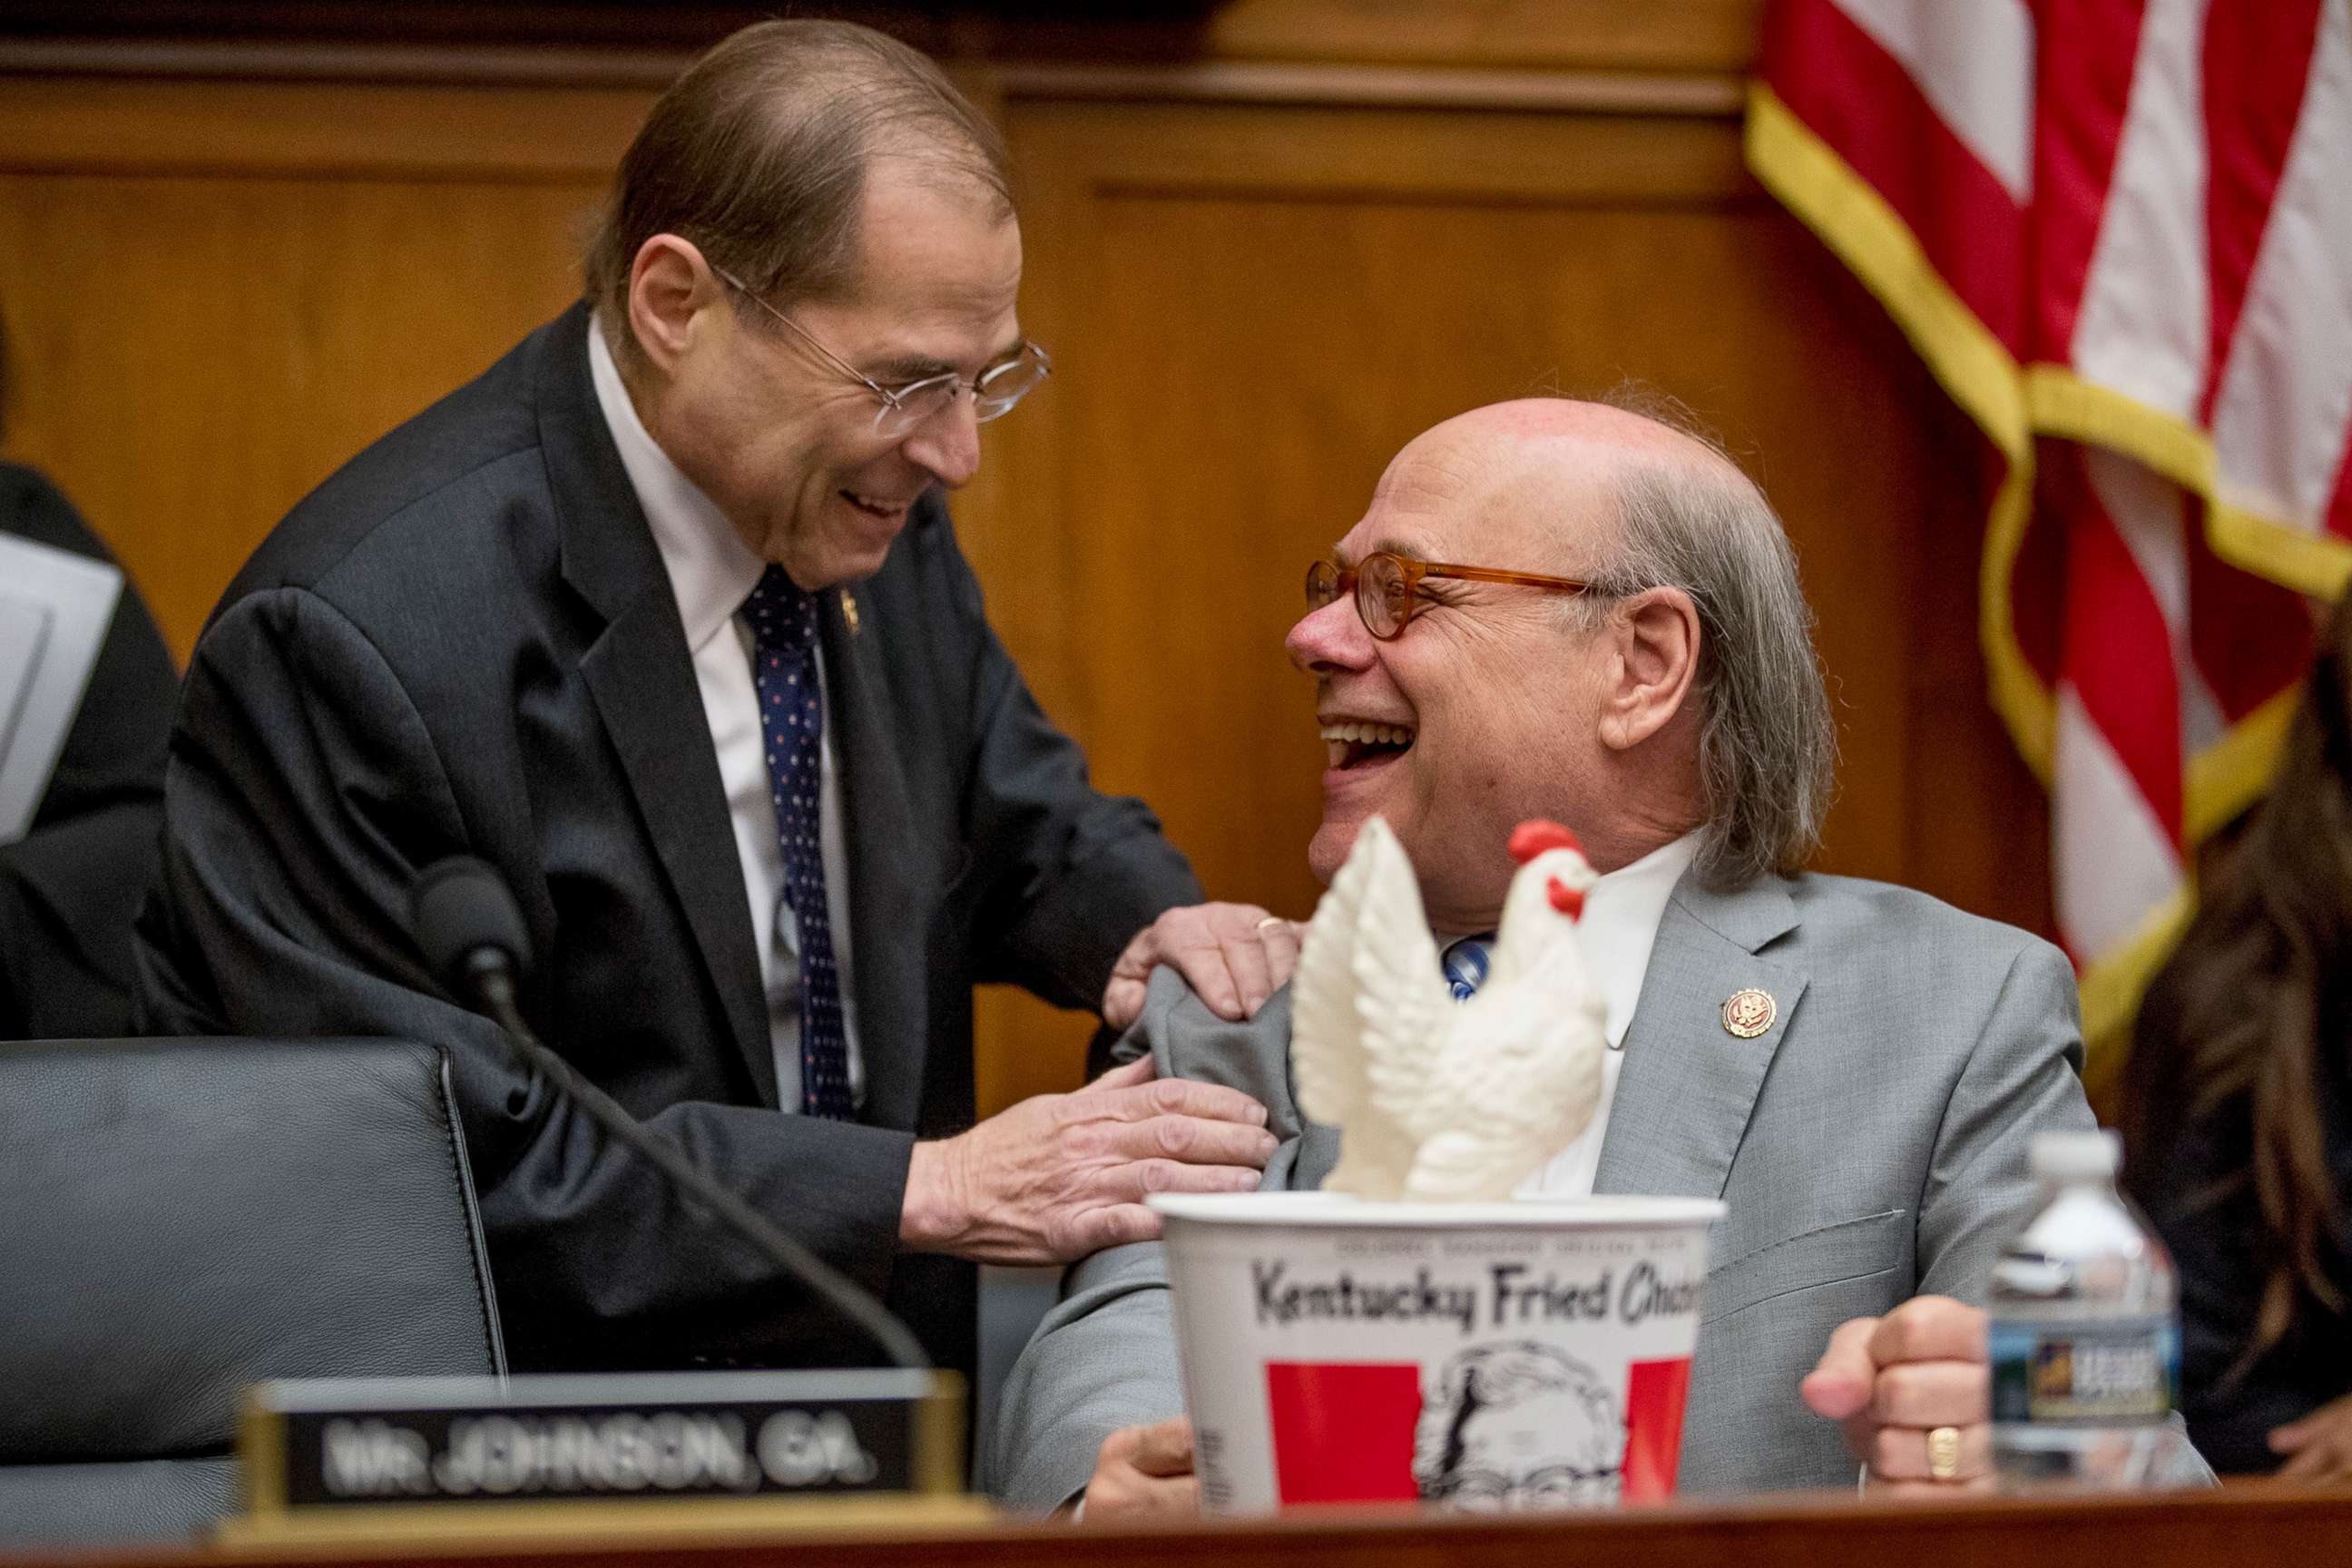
top-left (1255, 916), bottom-right (1286, 932)
top-left (1926, 1426), bottom-right (1963, 1482)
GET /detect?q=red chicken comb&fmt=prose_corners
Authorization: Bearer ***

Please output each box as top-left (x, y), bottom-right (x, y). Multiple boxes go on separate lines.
top-left (1508, 819), bottom-right (1583, 865)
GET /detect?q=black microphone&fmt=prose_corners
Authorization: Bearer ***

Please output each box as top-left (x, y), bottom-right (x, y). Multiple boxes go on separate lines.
top-left (410, 856), bottom-right (929, 1371)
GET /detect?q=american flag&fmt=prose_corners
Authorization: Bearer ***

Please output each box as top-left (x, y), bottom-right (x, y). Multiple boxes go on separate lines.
top-left (1750, 0), bottom-right (2352, 1084)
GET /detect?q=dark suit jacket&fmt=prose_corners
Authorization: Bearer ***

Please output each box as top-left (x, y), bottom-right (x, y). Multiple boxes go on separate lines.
top-left (138, 303), bottom-right (1201, 1376)
top-left (0, 464), bottom-right (178, 1039)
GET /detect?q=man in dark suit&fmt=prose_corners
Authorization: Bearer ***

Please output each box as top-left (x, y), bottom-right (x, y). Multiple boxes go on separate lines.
top-left (139, 20), bottom-right (1285, 1377)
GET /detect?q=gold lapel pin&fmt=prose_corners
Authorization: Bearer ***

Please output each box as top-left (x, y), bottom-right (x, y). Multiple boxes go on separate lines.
top-left (839, 588), bottom-right (861, 636)
top-left (1721, 987), bottom-right (1776, 1039)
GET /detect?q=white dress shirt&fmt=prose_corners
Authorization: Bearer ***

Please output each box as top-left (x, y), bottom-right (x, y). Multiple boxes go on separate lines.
top-left (1505, 831), bottom-right (1700, 1198)
top-left (587, 318), bottom-right (864, 1110)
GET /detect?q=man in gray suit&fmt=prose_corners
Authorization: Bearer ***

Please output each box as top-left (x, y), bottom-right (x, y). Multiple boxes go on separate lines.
top-left (990, 394), bottom-right (2110, 1511)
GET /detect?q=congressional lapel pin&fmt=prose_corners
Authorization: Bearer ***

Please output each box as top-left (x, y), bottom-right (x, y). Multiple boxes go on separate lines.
top-left (1721, 987), bottom-right (1776, 1039)
top-left (839, 588), bottom-right (862, 636)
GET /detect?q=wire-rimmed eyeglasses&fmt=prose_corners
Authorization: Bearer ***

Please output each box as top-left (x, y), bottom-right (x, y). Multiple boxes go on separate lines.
top-left (712, 265), bottom-right (1051, 439)
top-left (1305, 551), bottom-right (1593, 640)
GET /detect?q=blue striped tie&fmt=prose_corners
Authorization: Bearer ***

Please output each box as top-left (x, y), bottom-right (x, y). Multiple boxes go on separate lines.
top-left (1441, 934), bottom-right (1494, 1001)
top-left (742, 565), bottom-right (853, 1120)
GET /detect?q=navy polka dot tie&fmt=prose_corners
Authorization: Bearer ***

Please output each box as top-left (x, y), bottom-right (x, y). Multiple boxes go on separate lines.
top-left (742, 565), bottom-right (853, 1120)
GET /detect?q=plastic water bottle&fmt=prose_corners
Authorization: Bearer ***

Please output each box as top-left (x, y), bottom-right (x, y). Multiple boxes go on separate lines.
top-left (1988, 1129), bottom-right (2180, 1490)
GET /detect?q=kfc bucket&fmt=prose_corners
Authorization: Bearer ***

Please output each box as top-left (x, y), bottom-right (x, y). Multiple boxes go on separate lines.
top-left (1150, 1191), bottom-right (1725, 1515)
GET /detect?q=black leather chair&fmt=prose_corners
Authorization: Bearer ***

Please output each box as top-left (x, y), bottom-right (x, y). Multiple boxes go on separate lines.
top-left (0, 1037), bottom-right (507, 1546)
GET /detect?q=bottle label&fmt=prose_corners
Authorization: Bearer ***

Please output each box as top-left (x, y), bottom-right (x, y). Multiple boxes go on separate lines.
top-left (1990, 1316), bottom-right (2179, 1426)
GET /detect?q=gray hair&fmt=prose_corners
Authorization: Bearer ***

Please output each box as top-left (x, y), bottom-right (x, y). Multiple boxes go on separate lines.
top-left (1566, 389), bottom-right (1838, 888)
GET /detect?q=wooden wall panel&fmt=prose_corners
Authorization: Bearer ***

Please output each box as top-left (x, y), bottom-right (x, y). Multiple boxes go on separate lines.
top-left (0, 12), bottom-right (2051, 1116)
top-left (0, 77), bottom-right (645, 657)
top-left (0, 174), bottom-right (603, 653)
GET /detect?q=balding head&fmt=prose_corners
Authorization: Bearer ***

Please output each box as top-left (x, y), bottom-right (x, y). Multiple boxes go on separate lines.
top-left (1288, 391), bottom-right (1832, 919)
top-left (1389, 397), bottom-right (1767, 582)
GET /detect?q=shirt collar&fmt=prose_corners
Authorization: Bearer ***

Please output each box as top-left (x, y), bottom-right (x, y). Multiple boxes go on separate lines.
top-left (586, 313), bottom-right (765, 651)
top-left (1568, 832), bottom-right (1700, 1048)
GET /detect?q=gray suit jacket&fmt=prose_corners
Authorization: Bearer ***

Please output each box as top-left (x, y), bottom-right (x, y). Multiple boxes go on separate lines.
top-left (989, 868), bottom-right (2101, 1506)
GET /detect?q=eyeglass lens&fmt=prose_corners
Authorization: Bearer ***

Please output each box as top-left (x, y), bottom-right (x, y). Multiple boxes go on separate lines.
top-left (873, 352), bottom-right (1049, 436)
top-left (1303, 555), bottom-right (1412, 639)
top-left (1357, 554), bottom-right (1410, 637)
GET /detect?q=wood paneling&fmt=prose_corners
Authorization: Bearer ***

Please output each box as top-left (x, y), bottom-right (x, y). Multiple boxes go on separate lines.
top-left (0, 11), bottom-right (2050, 1118)
top-left (1184, 0), bottom-right (1766, 72)
top-left (0, 181), bottom-right (606, 654)
top-left (4, 1), bottom-right (1763, 72)
top-left (0, 76), bottom-right (650, 177)
top-left (0, 78), bottom-right (646, 654)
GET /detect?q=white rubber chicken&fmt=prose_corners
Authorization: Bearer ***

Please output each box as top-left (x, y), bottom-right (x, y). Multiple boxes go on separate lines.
top-left (1291, 816), bottom-right (1608, 1202)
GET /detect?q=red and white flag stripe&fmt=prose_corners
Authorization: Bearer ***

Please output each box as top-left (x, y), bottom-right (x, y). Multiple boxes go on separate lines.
top-left (1751, 0), bottom-right (2352, 1073)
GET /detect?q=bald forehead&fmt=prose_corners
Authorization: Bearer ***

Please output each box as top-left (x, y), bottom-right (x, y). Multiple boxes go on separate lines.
top-left (1423, 398), bottom-right (1745, 492)
top-left (1362, 398), bottom-right (1742, 564)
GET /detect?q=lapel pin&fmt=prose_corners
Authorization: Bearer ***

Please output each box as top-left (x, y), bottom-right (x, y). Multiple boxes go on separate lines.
top-left (1721, 987), bottom-right (1776, 1039)
top-left (839, 588), bottom-right (861, 636)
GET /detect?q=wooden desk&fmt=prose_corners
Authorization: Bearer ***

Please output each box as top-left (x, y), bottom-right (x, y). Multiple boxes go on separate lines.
top-left (11, 1484), bottom-right (2348, 1568)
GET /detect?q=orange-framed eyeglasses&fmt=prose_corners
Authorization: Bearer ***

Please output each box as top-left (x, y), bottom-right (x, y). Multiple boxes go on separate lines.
top-left (1304, 551), bottom-right (1593, 640)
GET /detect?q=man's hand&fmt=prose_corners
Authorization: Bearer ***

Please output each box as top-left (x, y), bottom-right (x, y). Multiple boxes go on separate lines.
top-left (1102, 903), bottom-right (1303, 1029)
top-left (2271, 1391), bottom-right (2352, 1483)
top-left (1075, 1416), bottom-right (1200, 1523)
top-left (899, 1059), bottom-right (1272, 1264)
top-left (1800, 1297), bottom-right (1994, 1497)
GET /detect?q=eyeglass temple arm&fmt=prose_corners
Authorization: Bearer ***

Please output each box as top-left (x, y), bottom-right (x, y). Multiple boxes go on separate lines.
top-left (1420, 563), bottom-right (1592, 593)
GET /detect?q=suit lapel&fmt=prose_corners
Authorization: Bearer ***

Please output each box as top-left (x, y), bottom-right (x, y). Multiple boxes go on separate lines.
top-left (1593, 873), bottom-right (1808, 1200)
top-left (543, 304), bottom-right (773, 1104)
top-left (820, 586), bottom-right (927, 1131)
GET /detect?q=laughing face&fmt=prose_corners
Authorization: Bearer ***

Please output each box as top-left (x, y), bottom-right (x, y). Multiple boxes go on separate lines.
top-left (1284, 409), bottom-right (1633, 934)
top-left (650, 162), bottom-right (1024, 589)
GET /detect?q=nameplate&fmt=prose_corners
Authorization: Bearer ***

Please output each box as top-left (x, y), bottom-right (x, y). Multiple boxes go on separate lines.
top-left (238, 1368), bottom-right (963, 1520)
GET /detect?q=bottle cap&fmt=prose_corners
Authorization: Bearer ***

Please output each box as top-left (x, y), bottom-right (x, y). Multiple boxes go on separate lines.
top-left (2028, 1128), bottom-right (2121, 1181)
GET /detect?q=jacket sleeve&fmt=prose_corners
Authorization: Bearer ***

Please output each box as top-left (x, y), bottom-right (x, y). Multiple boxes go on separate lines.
top-left (987, 970), bottom-right (1301, 1509)
top-left (1909, 937), bottom-right (2214, 1485)
top-left (935, 525), bottom-right (1204, 1014)
top-left (138, 586), bottom-right (916, 1367)
top-left (1914, 936), bottom-right (2099, 1303)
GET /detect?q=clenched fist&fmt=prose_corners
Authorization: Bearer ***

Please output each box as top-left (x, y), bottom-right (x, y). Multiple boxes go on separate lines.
top-left (1801, 1296), bottom-right (1994, 1497)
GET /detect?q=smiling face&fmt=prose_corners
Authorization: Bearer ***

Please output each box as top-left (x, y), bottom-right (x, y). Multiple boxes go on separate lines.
top-left (1286, 401), bottom-right (1716, 932)
top-left (1287, 416), bottom-right (1619, 930)
top-left (639, 162), bottom-right (1024, 588)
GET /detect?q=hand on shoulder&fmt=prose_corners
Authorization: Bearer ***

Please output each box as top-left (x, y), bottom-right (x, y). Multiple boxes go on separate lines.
top-left (1102, 903), bottom-right (1304, 1029)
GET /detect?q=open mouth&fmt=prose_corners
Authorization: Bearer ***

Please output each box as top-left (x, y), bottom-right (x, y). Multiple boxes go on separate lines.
top-left (840, 490), bottom-right (910, 521)
top-left (1320, 720), bottom-right (1416, 771)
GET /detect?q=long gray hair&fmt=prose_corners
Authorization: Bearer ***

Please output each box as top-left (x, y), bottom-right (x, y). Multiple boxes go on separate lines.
top-left (1572, 390), bottom-right (1838, 888)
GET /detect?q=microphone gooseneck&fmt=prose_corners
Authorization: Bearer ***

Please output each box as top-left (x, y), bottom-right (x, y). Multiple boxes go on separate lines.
top-left (411, 857), bottom-right (929, 1372)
